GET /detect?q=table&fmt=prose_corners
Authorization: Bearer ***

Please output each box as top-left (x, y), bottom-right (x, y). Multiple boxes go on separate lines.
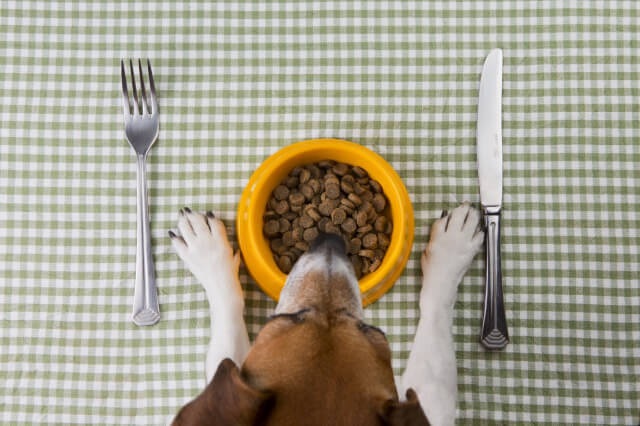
top-left (1, 1), bottom-right (638, 424)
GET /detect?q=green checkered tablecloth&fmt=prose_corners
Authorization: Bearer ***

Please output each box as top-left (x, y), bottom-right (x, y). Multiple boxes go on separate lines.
top-left (1, 1), bottom-right (638, 424)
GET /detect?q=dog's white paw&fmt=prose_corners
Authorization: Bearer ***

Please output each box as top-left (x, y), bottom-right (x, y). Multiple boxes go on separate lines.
top-left (421, 203), bottom-right (484, 303)
top-left (169, 208), bottom-right (239, 297)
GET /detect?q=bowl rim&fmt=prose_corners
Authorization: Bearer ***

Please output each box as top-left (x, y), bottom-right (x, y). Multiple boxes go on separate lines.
top-left (237, 138), bottom-right (414, 306)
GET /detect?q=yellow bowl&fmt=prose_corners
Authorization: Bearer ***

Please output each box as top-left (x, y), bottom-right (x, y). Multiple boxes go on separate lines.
top-left (237, 138), bottom-right (414, 306)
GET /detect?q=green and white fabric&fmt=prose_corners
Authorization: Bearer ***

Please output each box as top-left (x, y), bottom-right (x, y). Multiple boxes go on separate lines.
top-left (1, 1), bottom-right (638, 424)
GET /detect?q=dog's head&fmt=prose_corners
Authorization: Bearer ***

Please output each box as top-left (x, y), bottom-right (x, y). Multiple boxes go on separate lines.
top-left (173, 234), bottom-right (429, 426)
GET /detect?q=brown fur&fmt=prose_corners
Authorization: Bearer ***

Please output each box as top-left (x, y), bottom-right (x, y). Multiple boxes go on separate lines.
top-left (173, 240), bottom-right (429, 425)
top-left (173, 310), bottom-right (429, 425)
top-left (172, 358), bottom-right (272, 425)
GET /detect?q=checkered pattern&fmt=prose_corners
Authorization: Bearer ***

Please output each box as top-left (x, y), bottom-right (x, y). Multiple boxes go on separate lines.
top-left (1, 1), bottom-right (639, 424)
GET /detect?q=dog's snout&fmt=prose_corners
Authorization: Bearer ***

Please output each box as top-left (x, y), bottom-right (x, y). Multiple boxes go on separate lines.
top-left (276, 231), bottom-right (362, 318)
top-left (309, 233), bottom-right (347, 257)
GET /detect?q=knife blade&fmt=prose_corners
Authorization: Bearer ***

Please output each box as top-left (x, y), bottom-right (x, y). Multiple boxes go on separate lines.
top-left (477, 49), bottom-right (509, 350)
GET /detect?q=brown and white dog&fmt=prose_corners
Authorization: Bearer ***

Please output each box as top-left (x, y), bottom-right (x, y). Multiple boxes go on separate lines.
top-left (169, 203), bottom-right (483, 426)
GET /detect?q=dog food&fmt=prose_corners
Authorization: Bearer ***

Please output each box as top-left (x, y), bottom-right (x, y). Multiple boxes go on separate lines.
top-left (263, 160), bottom-right (393, 277)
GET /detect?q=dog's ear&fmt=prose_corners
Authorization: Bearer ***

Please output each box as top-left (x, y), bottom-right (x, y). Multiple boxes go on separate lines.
top-left (380, 388), bottom-right (430, 426)
top-left (172, 358), bottom-right (272, 426)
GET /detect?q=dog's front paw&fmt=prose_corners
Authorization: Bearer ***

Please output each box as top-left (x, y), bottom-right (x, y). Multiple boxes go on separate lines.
top-left (169, 209), bottom-right (239, 296)
top-left (421, 203), bottom-right (484, 299)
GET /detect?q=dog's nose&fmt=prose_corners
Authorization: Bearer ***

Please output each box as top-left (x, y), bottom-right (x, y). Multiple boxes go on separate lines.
top-left (309, 233), bottom-right (347, 257)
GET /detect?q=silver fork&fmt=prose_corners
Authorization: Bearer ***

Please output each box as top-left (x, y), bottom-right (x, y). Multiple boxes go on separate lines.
top-left (120, 59), bottom-right (160, 326)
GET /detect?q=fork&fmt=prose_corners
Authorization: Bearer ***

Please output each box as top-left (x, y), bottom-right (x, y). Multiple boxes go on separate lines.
top-left (120, 59), bottom-right (160, 326)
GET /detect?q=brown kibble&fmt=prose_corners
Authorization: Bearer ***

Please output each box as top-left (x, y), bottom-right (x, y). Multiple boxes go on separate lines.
top-left (347, 193), bottom-right (362, 206)
top-left (274, 200), bottom-right (289, 215)
top-left (303, 227), bottom-right (319, 242)
top-left (361, 258), bottom-right (371, 274)
top-left (367, 208), bottom-right (378, 222)
top-left (340, 198), bottom-right (356, 212)
top-left (278, 255), bottom-right (293, 273)
top-left (325, 183), bottom-right (341, 200)
top-left (289, 247), bottom-right (303, 258)
top-left (353, 182), bottom-right (366, 195)
top-left (289, 192), bottom-right (306, 206)
top-left (264, 219), bottom-right (280, 237)
top-left (318, 200), bottom-right (335, 217)
top-left (340, 179), bottom-right (354, 194)
top-left (331, 208), bottom-right (347, 225)
top-left (341, 174), bottom-right (355, 184)
top-left (352, 166), bottom-right (368, 178)
top-left (357, 224), bottom-right (373, 236)
top-left (332, 162), bottom-right (350, 176)
top-left (349, 237), bottom-right (362, 254)
top-left (369, 258), bottom-right (382, 272)
top-left (359, 249), bottom-right (376, 259)
top-left (278, 218), bottom-right (291, 233)
top-left (300, 183), bottom-right (315, 200)
top-left (308, 164), bottom-right (322, 178)
top-left (299, 168), bottom-right (311, 184)
top-left (270, 237), bottom-right (284, 251)
top-left (374, 216), bottom-right (388, 232)
top-left (325, 223), bottom-right (341, 235)
top-left (299, 214), bottom-right (315, 229)
top-left (360, 200), bottom-right (373, 215)
top-left (285, 176), bottom-right (299, 189)
top-left (274, 184), bottom-right (290, 201)
top-left (264, 210), bottom-right (278, 221)
top-left (309, 178), bottom-right (322, 194)
top-left (377, 233), bottom-right (390, 249)
top-left (305, 205), bottom-right (322, 222)
top-left (317, 217), bottom-right (331, 233)
top-left (295, 241), bottom-right (310, 252)
top-left (318, 160), bottom-right (336, 169)
top-left (282, 231), bottom-right (294, 247)
top-left (324, 171), bottom-right (338, 181)
top-left (370, 180), bottom-right (382, 193)
top-left (362, 233), bottom-right (378, 249)
top-left (291, 226), bottom-right (303, 242)
top-left (283, 211), bottom-right (298, 221)
top-left (355, 210), bottom-right (368, 227)
top-left (341, 217), bottom-right (357, 234)
top-left (372, 193), bottom-right (387, 212)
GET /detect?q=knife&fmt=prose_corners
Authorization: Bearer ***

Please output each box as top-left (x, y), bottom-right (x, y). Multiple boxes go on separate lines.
top-left (477, 49), bottom-right (509, 350)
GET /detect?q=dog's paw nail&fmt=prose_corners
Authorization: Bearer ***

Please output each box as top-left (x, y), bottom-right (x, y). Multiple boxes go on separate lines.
top-left (184, 207), bottom-right (192, 214)
top-left (168, 230), bottom-right (177, 239)
top-left (444, 215), bottom-right (452, 231)
top-left (441, 209), bottom-right (448, 218)
top-left (206, 211), bottom-right (215, 218)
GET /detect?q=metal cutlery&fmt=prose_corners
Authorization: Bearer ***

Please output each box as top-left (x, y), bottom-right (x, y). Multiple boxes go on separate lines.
top-left (120, 59), bottom-right (161, 326)
top-left (477, 49), bottom-right (509, 349)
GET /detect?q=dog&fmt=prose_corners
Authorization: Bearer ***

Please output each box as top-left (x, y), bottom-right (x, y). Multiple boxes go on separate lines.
top-left (168, 203), bottom-right (483, 425)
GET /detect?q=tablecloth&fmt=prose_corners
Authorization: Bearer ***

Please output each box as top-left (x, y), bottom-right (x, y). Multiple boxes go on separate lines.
top-left (1, 1), bottom-right (638, 424)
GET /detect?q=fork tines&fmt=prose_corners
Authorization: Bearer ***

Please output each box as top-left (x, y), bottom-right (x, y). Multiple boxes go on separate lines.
top-left (120, 59), bottom-right (158, 118)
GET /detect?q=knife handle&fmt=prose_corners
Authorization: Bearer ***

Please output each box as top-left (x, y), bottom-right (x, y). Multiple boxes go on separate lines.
top-left (480, 210), bottom-right (509, 349)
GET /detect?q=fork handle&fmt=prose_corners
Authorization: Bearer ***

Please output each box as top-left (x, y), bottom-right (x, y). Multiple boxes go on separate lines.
top-left (480, 210), bottom-right (509, 349)
top-left (132, 154), bottom-right (160, 326)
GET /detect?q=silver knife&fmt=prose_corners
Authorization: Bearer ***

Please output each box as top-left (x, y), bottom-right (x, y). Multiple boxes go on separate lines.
top-left (477, 49), bottom-right (509, 350)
